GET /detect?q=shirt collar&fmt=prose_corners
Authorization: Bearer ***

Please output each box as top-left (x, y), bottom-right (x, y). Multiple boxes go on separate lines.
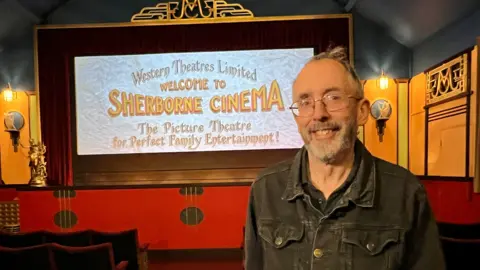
top-left (281, 139), bottom-right (376, 208)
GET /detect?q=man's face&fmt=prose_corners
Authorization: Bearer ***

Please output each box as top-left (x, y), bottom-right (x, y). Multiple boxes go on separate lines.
top-left (292, 59), bottom-right (369, 164)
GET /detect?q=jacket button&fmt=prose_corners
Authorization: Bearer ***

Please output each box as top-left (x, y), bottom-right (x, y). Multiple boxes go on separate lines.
top-left (313, 248), bottom-right (323, 258)
top-left (275, 237), bottom-right (283, 246)
top-left (366, 243), bottom-right (375, 251)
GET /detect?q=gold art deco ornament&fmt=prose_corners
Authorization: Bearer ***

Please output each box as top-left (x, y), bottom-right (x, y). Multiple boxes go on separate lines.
top-left (131, 0), bottom-right (254, 22)
top-left (28, 139), bottom-right (48, 187)
top-left (426, 53), bottom-right (469, 106)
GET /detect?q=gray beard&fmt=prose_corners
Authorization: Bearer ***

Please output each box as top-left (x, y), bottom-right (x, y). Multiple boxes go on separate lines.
top-left (304, 119), bottom-right (357, 164)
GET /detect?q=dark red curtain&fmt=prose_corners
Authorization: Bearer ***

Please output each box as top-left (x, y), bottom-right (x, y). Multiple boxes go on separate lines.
top-left (36, 17), bottom-right (351, 186)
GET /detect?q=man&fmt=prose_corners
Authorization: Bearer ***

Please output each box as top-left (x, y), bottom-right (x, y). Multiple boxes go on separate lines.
top-left (244, 46), bottom-right (445, 270)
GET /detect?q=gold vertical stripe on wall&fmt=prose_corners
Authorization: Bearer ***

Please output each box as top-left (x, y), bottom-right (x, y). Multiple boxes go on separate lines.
top-left (358, 80), bottom-right (366, 144)
top-left (473, 43), bottom-right (479, 193)
top-left (34, 28), bottom-right (42, 142)
top-left (29, 95), bottom-right (39, 142)
top-left (357, 126), bottom-right (364, 143)
top-left (397, 80), bottom-right (409, 169)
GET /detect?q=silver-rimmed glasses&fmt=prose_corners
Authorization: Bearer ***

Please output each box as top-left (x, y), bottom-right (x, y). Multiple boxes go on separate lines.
top-left (289, 93), bottom-right (361, 117)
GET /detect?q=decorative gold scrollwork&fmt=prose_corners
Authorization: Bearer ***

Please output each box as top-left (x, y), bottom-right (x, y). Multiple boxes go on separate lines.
top-left (426, 53), bottom-right (469, 105)
top-left (131, 0), bottom-right (254, 22)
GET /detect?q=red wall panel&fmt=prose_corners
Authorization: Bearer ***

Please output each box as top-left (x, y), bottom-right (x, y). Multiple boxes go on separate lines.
top-left (0, 188), bottom-right (18, 201)
top-left (17, 186), bottom-right (250, 250)
top-left (13, 179), bottom-right (480, 251)
top-left (422, 180), bottom-right (480, 224)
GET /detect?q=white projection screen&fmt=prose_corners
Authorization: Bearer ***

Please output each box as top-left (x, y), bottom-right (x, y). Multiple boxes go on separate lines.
top-left (74, 48), bottom-right (314, 155)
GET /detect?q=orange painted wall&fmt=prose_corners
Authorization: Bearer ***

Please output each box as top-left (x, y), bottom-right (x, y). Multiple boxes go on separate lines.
top-left (363, 78), bottom-right (398, 164)
top-left (409, 47), bottom-right (477, 176)
top-left (0, 91), bottom-right (31, 184)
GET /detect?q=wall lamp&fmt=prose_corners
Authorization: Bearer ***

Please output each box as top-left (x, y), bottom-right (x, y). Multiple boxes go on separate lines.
top-left (378, 70), bottom-right (389, 90)
top-left (4, 111), bottom-right (25, 152)
top-left (2, 83), bottom-right (17, 102)
top-left (370, 99), bottom-right (392, 142)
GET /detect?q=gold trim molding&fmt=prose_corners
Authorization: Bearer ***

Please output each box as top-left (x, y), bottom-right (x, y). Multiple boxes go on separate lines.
top-left (425, 53), bottom-right (469, 106)
top-left (131, 0), bottom-right (254, 22)
top-left (35, 14), bottom-right (351, 29)
top-left (475, 40), bottom-right (480, 193)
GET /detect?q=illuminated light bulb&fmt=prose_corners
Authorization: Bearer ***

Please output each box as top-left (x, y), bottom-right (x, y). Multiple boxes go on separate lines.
top-left (3, 87), bottom-right (13, 102)
top-left (378, 71), bottom-right (389, 90)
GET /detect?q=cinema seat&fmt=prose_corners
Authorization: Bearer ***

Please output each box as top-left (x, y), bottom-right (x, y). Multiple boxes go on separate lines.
top-left (0, 243), bottom-right (54, 270)
top-left (91, 229), bottom-right (148, 270)
top-left (438, 222), bottom-right (480, 270)
top-left (441, 237), bottom-right (480, 270)
top-left (0, 231), bottom-right (46, 248)
top-left (50, 242), bottom-right (128, 270)
top-left (44, 230), bottom-right (92, 247)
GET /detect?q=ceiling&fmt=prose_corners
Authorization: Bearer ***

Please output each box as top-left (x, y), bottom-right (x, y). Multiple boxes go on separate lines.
top-left (0, 0), bottom-right (479, 51)
top-left (350, 0), bottom-right (480, 47)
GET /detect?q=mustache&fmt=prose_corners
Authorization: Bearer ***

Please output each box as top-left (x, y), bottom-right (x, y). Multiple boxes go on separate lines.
top-left (308, 122), bottom-right (341, 132)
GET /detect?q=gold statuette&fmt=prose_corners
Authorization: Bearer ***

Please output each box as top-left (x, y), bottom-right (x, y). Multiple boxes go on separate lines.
top-left (28, 139), bottom-right (48, 187)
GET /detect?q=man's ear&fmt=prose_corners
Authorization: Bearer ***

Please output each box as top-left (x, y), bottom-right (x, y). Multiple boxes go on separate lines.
top-left (357, 98), bottom-right (370, 125)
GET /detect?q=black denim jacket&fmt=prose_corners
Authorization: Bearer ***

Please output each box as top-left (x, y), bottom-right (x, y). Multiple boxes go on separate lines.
top-left (244, 142), bottom-right (446, 270)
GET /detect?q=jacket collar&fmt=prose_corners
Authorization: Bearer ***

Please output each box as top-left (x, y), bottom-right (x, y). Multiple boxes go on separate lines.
top-left (281, 140), bottom-right (376, 208)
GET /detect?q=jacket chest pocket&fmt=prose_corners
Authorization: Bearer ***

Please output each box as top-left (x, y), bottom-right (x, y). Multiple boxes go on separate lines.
top-left (341, 228), bottom-right (404, 270)
top-left (258, 219), bottom-right (306, 270)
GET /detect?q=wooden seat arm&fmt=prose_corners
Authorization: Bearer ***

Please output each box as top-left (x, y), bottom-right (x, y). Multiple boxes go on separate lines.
top-left (116, 261), bottom-right (129, 270)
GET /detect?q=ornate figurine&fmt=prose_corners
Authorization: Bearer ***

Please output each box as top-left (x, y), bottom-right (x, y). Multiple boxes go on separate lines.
top-left (29, 139), bottom-right (47, 187)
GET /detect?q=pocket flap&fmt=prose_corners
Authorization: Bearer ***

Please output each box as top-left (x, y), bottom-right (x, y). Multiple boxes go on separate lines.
top-left (342, 229), bottom-right (400, 256)
top-left (258, 219), bottom-right (304, 249)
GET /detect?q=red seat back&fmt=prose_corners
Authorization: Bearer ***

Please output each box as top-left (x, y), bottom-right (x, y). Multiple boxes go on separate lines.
top-left (0, 243), bottom-right (54, 270)
top-left (50, 242), bottom-right (118, 270)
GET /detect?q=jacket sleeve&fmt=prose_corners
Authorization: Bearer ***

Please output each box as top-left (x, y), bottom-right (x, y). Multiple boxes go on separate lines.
top-left (244, 186), bottom-right (263, 270)
top-left (403, 184), bottom-right (446, 270)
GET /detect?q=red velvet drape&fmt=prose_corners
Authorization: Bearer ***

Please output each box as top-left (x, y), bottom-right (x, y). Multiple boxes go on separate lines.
top-left (36, 17), bottom-right (351, 186)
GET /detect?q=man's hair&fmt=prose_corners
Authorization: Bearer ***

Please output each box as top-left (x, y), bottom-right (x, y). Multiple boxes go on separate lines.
top-left (309, 46), bottom-right (364, 98)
